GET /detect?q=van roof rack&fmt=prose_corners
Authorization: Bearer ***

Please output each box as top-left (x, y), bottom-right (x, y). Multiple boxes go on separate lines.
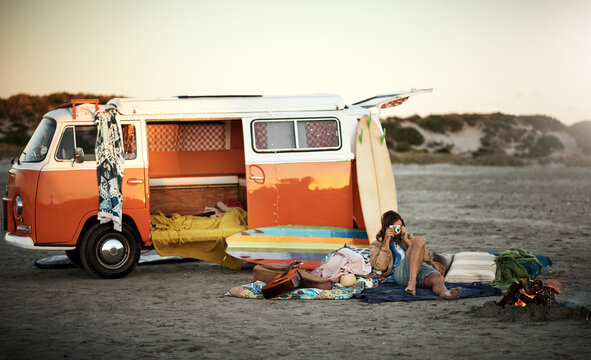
top-left (176, 95), bottom-right (262, 99)
top-left (59, 99), bottom-right (99, 119)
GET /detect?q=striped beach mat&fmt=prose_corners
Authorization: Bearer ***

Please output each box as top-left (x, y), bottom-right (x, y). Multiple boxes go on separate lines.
top-left (225, 225), bottom-right (369, 270)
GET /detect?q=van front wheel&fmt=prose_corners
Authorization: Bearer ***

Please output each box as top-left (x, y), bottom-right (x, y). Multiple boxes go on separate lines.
top-left (80, 223), bottom-right (140, 279)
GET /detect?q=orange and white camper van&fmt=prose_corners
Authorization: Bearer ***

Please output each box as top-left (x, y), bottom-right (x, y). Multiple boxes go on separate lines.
top-left (3, 90), bottom-right (431, 278)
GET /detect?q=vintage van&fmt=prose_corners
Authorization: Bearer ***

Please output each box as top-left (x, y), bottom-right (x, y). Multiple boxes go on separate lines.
top-left (3, 90), bottom-right (430, 278)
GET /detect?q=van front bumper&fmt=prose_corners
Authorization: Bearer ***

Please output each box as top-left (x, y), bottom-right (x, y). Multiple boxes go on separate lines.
top-left (4, 233), bottom-right (75, 250)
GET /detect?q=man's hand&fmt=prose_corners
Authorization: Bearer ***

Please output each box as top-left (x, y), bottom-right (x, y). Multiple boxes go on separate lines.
top-left (384, 227), bottom-right (395, 242)
top-left (400, 226), bottom-right (412, 249)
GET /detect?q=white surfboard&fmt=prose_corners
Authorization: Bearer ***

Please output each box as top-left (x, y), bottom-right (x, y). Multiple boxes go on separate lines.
top-left (355, 115), bottom-right (398, 243)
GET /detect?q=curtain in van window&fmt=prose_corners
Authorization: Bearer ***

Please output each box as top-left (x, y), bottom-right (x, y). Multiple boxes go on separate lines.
top-left (253, 122), bottom-right (268, 149)
top-left (303, 120), bottom-right (339, 148)
top-left (94, 107), bottom-right (125, 232)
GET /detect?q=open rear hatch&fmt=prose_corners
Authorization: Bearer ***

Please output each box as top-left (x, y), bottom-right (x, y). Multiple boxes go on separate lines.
top-left (352, 88), bottom-right (432, 109)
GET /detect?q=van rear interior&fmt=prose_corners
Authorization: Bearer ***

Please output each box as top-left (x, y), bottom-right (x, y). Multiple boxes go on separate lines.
top-left (147, 120), bottom-right (247, 216)
top-left (144, 120), bottom-right (248, 269)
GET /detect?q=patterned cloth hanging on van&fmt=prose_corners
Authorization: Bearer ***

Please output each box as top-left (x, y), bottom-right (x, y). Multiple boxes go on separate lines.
top-left (94, 107), bottom-right (125, 231)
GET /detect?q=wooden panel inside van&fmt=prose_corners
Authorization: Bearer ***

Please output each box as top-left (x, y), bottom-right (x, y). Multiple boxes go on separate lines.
top-left (150, 185), bottom-right (240, 216)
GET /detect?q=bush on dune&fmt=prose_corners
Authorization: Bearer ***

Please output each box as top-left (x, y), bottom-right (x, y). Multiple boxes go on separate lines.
top-left (518, 115), bottom-right (565, 132)
top-left (393, 127), bottom-right (424, 145)
top-left (568, 121), bottom-right (591, 154)
top-left (418, 114), bottom-right (464, 133)
top-left (524, 134), bottom-right (564, 158)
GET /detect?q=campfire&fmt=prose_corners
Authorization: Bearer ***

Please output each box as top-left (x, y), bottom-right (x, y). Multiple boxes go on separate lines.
top-left (496, 278), bottom-right (560, 307)
top-left (476, 278), bottom-right (589, 322)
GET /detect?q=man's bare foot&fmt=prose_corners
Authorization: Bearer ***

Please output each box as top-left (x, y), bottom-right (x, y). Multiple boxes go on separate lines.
top-left (440, 287), bottom-right (462, 300)
top-left (404, 286), bottom-right (416, 296)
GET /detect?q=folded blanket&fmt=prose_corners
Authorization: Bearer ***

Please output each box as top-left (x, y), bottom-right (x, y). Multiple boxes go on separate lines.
top-left (354, 282), bottom-right (502, 303)
top-left (491, 248), bottom-right (544, 289)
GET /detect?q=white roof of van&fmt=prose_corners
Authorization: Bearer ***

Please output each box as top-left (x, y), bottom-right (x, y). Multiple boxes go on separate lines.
top-left (108, 95), bottom-right (346, 116)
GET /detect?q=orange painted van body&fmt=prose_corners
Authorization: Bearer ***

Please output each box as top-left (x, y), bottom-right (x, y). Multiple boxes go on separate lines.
top-left (3, 110), bottom-right (151, 250)
top-left (34, 166), bottom-right (150, 245)
top-left (245, 161), bottom-right (354, 229)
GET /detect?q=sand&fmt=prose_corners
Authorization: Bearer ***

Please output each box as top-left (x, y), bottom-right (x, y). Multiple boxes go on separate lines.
top-left (1, 162), bottom-right (590, 359)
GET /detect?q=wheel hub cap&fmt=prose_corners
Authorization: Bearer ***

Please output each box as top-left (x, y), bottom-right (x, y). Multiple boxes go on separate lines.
top-left (99, 239), bottom-right (125, 266)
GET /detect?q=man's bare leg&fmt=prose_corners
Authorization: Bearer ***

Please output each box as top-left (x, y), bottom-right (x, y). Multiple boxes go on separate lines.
top-left (424, 273), bottom-right (462, 300)
top-left (404, 236), bottom-right (426, 295)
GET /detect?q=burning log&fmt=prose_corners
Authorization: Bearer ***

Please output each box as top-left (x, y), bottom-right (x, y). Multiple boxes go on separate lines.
top-left (477, 278), bottom-right (590, 321)
top-left (496, 278), bottom-right (559, 307)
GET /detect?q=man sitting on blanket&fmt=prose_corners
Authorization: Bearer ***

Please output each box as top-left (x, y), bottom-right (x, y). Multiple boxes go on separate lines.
top-left (370, 210), bottom-right (461, 300)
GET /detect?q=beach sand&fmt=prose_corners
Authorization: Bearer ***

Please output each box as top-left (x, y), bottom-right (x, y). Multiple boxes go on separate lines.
top-left (1, 161), bottom-right (590, 359)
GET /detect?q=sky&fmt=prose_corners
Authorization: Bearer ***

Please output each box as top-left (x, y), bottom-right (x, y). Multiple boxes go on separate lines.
top-left (1, 0), bottom-right (590, 125)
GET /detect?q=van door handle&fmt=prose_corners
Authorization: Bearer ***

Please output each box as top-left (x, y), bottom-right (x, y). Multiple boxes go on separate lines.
top-left (127, 179), bottom-right (144, 184)
top-left (248, 165), bottom-right (265, 184)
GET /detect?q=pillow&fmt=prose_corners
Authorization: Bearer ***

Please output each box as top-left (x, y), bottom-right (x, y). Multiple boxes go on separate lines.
top-left (432, 252), bottom-right (454, 272)
top-left (444, 252), bottom-right (496, 283)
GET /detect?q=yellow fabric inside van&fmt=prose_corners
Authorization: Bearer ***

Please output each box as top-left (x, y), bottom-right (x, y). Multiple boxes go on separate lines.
top-left (150, 207), bottom-right (247, 270)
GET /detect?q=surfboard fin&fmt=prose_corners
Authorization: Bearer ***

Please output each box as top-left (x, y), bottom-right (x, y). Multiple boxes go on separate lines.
top-left (367, 114), bottom-right (372, 127)
top-left (381, 127), bottom-right (386, 144)
top-left (358, 128), bottom-right (363, 143)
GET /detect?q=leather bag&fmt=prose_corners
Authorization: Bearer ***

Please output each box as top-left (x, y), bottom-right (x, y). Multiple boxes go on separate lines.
top-left (254, 262), bottom-right (332, 290)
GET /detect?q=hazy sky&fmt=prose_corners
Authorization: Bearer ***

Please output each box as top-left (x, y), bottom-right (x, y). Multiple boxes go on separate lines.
top-left (1, 0), bottom-right (590, 125)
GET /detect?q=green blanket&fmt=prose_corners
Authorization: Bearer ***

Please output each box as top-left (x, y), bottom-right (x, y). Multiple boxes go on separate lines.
top-left (492, 247), bottom-right (542, 289)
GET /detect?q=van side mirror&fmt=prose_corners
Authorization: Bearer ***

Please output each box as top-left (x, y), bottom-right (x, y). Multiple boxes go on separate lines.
top-left (74, 147), bottom-right (85, 163)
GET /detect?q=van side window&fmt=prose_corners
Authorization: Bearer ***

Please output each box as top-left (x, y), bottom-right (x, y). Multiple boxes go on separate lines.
top-left (75, 126), bottom-right (98, 161)
top-left (253, 121), bottom-right (295, 150)
top-left (297, 120), bottom-right (339, 149)
top-left (252, 118), bottom-right (340, 152)
top-left (56, 127), bottom-right (75, 160)
top-left (56, 125), bottom-right (137, 161)
top-left (56, 126), bottom-right (96, 161)
top-left (122, 125), bottom-right (137, 160)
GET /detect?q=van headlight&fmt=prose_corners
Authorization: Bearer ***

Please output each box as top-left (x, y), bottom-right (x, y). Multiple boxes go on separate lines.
top-left (15, 196), bottom-right (23, 217)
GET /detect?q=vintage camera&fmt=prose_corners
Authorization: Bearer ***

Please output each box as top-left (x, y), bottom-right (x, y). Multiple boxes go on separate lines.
top-left (389, 224), bottom-right (402, 235)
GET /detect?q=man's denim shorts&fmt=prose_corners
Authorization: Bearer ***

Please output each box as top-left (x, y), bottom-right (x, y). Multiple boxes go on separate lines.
top-left (393, 257), bottom-right (440, 287)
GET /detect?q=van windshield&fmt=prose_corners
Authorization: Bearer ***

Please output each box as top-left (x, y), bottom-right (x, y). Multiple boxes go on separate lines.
top-left (19, 117), bottom-right (56, 163)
